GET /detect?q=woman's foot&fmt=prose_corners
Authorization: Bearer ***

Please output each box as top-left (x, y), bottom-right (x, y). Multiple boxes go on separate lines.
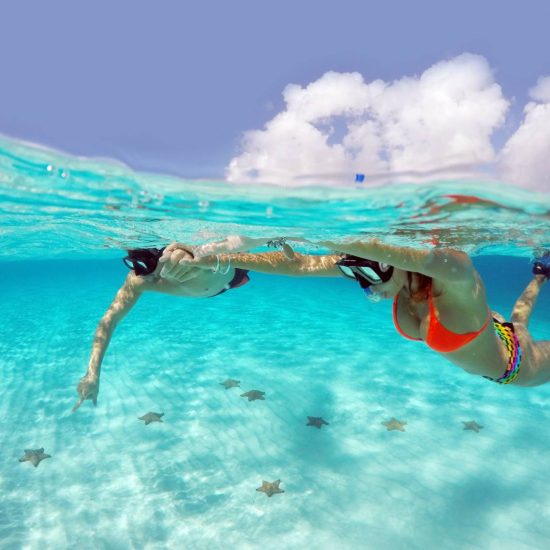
top-left (533, 251), bottom-right (550, 279)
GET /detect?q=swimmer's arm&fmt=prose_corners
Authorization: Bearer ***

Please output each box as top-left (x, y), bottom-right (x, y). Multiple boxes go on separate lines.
top-left (216, 251), bottom-right (342, 277)
top-left (73, 275), bottom-right (144, 411)
top-left (87, 275), bottom-right (144, 376)
top-left (317, 239), bottom-right (473, 282)
top-left (161, 240), bottom-right (341, 277)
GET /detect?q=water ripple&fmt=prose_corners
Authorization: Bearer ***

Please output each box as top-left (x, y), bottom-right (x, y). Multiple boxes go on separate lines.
top-left (1, 136), bottom-right (549, 260)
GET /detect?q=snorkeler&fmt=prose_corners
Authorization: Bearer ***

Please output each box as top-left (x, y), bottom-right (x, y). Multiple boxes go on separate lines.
top-left (164, 242), bottom-right (550, 387)
top-left (72, 245), bottom-right (251, 411)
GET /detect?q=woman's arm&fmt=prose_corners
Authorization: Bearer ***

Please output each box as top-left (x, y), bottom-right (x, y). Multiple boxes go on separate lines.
top-left (159, 242), bottom-right (342, 280)
top-left (72, 275), bottom-right (144, 411)
top-left (159, 238), bottom-right (473, 281)
top-left (167, 250), bottom-right (342, 278)
top-left (317, 238), bottom-right (474, 282)
top-left (219, 251), bottom-right (342, 277)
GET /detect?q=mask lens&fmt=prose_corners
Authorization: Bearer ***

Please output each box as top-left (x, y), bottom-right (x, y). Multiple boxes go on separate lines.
top-left (123, 257), bottom-right (154, 275)
top-left (336, 264), bottom-right (356, 279)
top-left (123, 257), bottom-right (135, 270)
top-left (356, 266), bottom-right (383, 284)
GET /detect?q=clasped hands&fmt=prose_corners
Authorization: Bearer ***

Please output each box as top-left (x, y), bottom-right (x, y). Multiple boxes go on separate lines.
top-left (158, 242), bottom-right (221, 283)
top-left (158, 238), bottom-right (296, 284)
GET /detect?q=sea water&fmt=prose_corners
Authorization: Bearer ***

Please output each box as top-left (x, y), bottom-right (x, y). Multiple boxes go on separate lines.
top-left (1, 137), bottom-right (549, 549)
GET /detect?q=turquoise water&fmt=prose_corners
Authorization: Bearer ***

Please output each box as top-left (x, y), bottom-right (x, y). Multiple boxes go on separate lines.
top-left (1, 137), bottom-right (549, 549)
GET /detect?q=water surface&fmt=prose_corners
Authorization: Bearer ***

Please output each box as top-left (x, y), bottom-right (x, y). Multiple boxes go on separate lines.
top-left (1, 137), bottom-right (549, 549)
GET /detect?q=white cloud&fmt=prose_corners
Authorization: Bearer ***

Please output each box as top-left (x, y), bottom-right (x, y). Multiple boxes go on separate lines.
top-left (498, 79), bottom-right (550, 193)
top-left (529, 76), bottom-right (550, 103)
top-left (226, 54), bottom-right (510, 186)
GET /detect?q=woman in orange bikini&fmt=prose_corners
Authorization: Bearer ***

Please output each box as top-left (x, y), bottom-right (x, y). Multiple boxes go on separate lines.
top-left (162, 240), bottom-right (550, 387)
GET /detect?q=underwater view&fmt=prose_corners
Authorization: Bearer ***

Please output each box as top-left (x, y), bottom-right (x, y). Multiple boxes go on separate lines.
top-left (1, 136), bottom-right (550, 549)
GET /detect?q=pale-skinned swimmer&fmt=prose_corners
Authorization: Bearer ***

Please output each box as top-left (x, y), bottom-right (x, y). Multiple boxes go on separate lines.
top-left (72, 244), bottom-right (252, 411)
top-left (165, 241), bottom-right (550, 387)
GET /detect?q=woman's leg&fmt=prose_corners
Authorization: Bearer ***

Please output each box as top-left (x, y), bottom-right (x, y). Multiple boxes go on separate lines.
top-left (514, 333), bottom-right (550, 386)
top-left (510, 275), bottom-right (546, 326)
top-left (511, 275), bottom-right (550, 386)
top-left (533, 341), bottom-right (550, 384)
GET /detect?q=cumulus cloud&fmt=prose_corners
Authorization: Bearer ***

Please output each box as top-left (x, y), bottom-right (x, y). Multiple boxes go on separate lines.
top-left (529, 76), bottom-right (550, 103)
top-left (498, 76), bottom-right (550, 192)
top-left (226, 54), bottom-right (510, 186)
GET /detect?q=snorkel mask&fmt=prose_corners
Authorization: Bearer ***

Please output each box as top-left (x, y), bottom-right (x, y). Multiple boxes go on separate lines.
top-left (335, 254), bottom-right (394, 298)
top-left (123, 247), bottom-right (166, 276)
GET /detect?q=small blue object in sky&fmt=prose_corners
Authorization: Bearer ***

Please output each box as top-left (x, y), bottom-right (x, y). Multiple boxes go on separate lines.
top-left (355, 173), bottom-right (365, 183)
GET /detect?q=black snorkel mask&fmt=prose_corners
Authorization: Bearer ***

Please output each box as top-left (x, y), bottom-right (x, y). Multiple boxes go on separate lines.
top-left (336, 254), bottom-right (394, 293)
top-left (123, 247), bottom-right (166, 276)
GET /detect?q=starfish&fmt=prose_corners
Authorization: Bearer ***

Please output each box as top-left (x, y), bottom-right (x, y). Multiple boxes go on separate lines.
top-left (256, 479), bottom-right (284, 498)
top-left (240, 390), bottom-right (265, 401)
top-left (382, 417), bottom-right (407, 432)
top-left (220, 378), bottom-right (240, 389)
top-left (306, 416), bottom-right (329, 429)
top-left (138, 412), bottom-right (164, 425)
top-left (463, 420), bottom-right (483, 433)
top-left (19, 448), bottom-right (51, 467)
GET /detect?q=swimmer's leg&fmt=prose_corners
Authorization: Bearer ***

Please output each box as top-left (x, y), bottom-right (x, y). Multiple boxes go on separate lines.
top-left (515, 332), bottom-right (550, 386)
top-left (534, 341), bottom-right (550, 385)
top-left (510, 276), bottom-right (546, 327)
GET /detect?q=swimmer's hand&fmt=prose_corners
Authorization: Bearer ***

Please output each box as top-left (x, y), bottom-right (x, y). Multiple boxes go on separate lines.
top-left (267, 238), bottom-right (295, 259)
top-left (72, 373), bottom-right (99, 412)
top-left (281, 242), bottom-right (295, 260)
top-left (159, 243), bottom-right (201, 283)
top-left (160, 253), bottom-right (220, 283)
top-left (159, 242), bottom-right (195, 262)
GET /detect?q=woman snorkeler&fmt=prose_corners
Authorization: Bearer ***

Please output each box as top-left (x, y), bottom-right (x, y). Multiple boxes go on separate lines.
top-left (164, 241), bottom-right (550, 387)
top-left (72, 245), bottom-right (252, 411)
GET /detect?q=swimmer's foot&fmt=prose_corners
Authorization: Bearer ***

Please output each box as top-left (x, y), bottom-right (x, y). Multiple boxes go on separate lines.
top-left (533, 251), bottom-right (550, 279)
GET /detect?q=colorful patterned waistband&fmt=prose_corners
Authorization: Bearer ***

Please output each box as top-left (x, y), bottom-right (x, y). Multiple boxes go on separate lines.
top-left (484, 319), bottom-right (522, 384)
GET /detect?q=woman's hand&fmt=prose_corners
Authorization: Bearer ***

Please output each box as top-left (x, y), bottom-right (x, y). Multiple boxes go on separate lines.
top-left (159, 243), bottom-right (219, 283)
top-left (159, 243), bottom-right (197, 283)
top-left (160, 242), bottom-right (195, 261)
top-left (72, 373), bottom-right (99, 412)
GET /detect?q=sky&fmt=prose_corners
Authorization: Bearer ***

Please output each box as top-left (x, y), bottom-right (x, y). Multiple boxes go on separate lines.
top-left (1, 0), bottom-right (549, 190)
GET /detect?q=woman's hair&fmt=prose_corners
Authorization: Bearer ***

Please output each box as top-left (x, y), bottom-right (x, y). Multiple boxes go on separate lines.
top-left (406, 271), bottom-right (432, 303)
top-left (126, 247), bottom-right (164, 260)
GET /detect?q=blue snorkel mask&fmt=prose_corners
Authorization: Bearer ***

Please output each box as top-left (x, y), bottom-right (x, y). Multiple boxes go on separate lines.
top-left (335, 254), bottom-right (394, 299)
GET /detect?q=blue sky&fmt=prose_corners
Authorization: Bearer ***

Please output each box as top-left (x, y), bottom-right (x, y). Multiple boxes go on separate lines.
top-left (1, 1), bottom-right (549, 188)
